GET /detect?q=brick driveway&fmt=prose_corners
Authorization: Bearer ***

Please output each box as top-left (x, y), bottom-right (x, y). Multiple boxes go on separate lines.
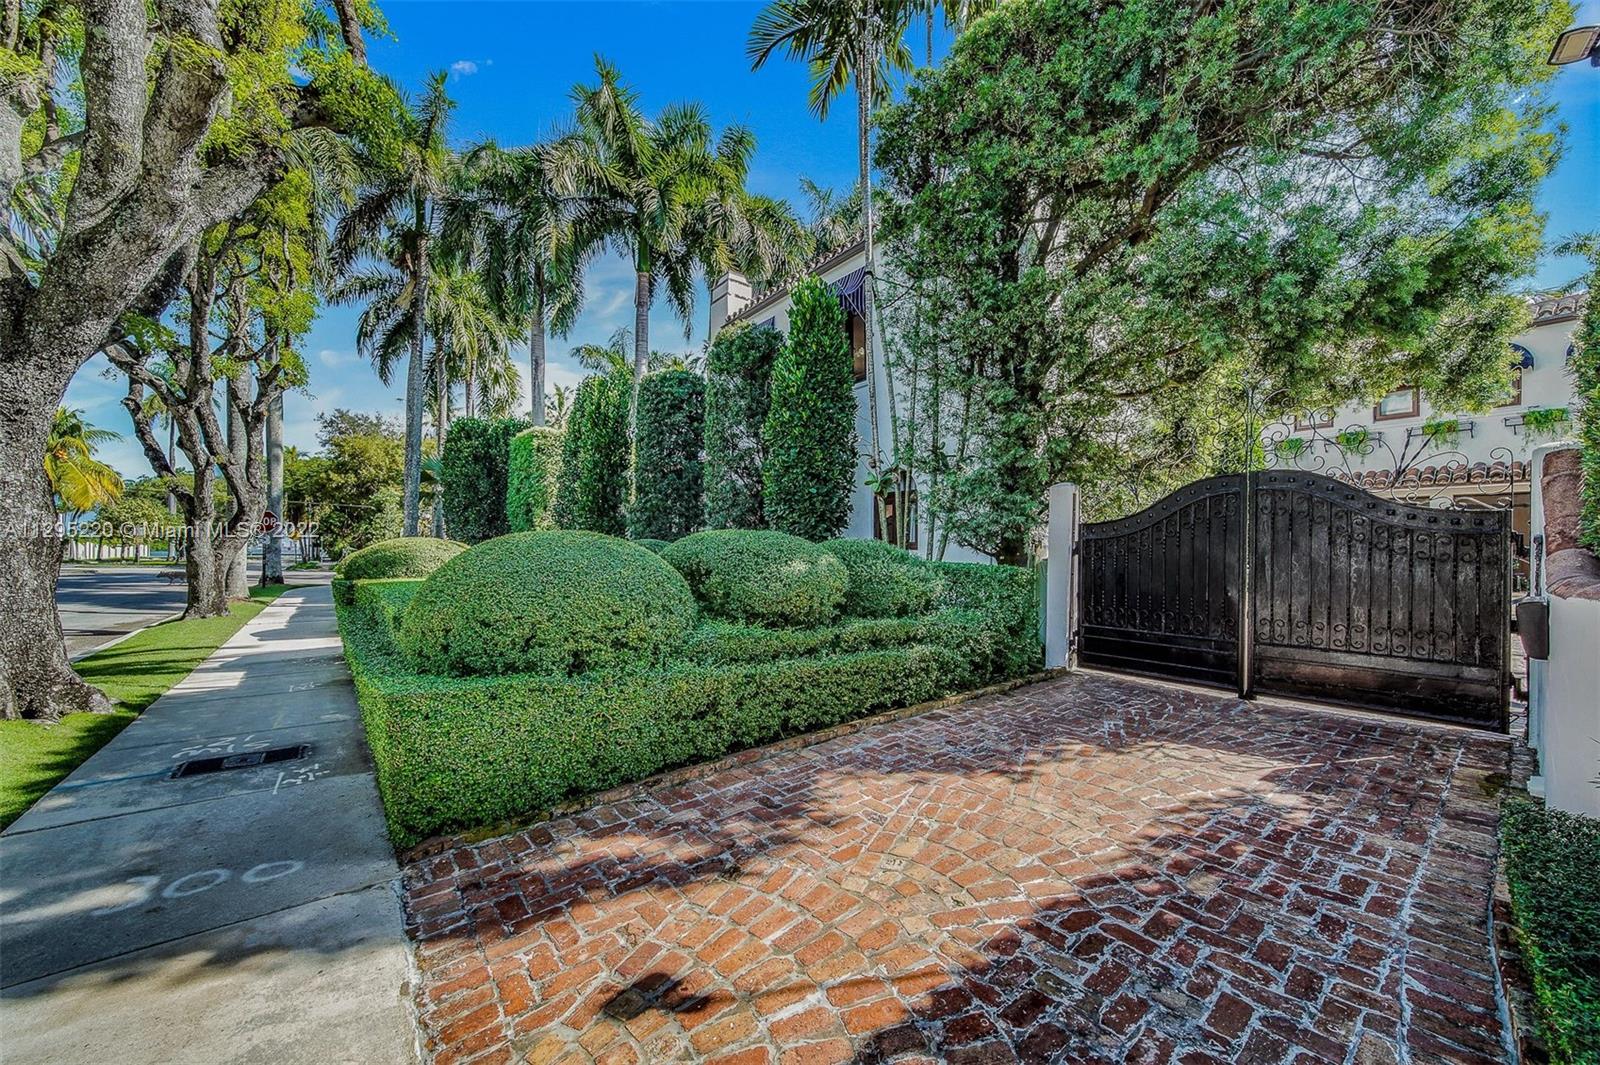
top-left (401, 674), bottom-right (1513, 1065)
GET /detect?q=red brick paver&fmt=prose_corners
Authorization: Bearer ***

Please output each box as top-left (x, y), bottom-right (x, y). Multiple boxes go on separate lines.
top-left (400, 674), bottom-right (1512, 1064)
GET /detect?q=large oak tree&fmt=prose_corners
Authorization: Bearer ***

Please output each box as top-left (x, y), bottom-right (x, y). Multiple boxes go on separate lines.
top-left (877, 0), bottom-right (1565, 562)
top-left (1, 0), bottom-right (386, 718)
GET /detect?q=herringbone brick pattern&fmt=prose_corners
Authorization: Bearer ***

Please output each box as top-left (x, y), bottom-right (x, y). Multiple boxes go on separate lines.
top-left (401, 674), bottom-right (1512, 1064)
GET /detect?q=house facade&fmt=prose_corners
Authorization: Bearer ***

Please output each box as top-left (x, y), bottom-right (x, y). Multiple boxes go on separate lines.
top-left (714, 242), bottom-right (1587, 570)
top-left (1266, 292), bottom-right (1588, 554)
top-left (709, 243), bottom-right (993, 564)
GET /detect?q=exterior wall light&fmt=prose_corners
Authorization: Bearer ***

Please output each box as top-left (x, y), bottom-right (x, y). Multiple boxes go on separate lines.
top-left (1548, 25), bottom-right (1600, 66)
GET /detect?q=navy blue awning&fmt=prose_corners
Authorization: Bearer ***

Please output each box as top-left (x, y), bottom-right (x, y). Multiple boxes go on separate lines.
top-left (831, 267), bottom-right (868, 317)
top-left (1510, 342), bottom-right (1534, 369)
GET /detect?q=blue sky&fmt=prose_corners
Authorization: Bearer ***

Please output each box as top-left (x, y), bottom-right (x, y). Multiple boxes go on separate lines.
top-left (67, 0), bottom-right (1600, 477)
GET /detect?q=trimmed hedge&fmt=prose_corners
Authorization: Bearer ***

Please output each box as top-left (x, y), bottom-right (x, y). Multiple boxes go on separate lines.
top-left (334, 537), bottom-right (467, 581)
top-left (441, 416), bottom-right (530, 542)
top-left (399, 531), bottom-right (696, 678)
top-left (703, 322), bottom-right (781, 530)
top-left (932, 559), bottom-right (1041, 678)
top-left (634, 538), bottom-right (671, 554)
top-left (554, 374), bottom-right (631, 535)
top-left (630, 370), bottom-right (705, 541)
top-left (824, 538), bottom-right (942, 618)
top-left (341, 590), bottom-right (983, 847)
top-left (506, 427), bottom-right (564, 533)
top-left (763, 277), bottom-right (857, 540)
top-left (663, 529), bottom-right (847, 627)
top-left (1500, 798), bottom-right (1600, 1064)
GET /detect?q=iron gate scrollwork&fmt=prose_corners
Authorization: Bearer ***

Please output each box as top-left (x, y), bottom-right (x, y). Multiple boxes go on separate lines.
top-left (1077, 471), bottom-right (1509, 731)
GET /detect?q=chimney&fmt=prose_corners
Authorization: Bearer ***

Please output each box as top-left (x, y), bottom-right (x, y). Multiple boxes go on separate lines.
top-left (709, 271), bottom-right (752, 339)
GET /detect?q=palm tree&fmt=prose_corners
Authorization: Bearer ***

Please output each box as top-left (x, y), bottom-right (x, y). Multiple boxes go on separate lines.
top-left (570, 59), bottom-right (807, 419)
top-left (46, 408), bottom-right (123, 516)
top-left (332, 72), bottom-right (457, 536)
top-left (798, 177), bottom-right (863, 259)
top-left (570, 327), bottom-right (634, 380)
top-left (449, 139), bottom-right (590, 427)
top-left (545, 383), bottom-right (574, 429)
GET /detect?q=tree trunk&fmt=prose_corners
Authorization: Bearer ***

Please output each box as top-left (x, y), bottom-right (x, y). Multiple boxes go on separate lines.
top-left (432, 368), bottom-right (448, 537)
top-left (330, 0), bottom-right (367, 65)
top-left (224, 374), bottom-right (250, 598)
top-left (631, 269), bottom-right (652, 431)
top-left (0, 357), bottom-right (113, 719)
top-left (529, 294), bottom-right (547, 427)
top-left (183, 467), bottom-right (229, 618)
top-left (858, 45), bottom-right (884, 478)
top-left (262, 375), bottom-right (284, 586)
top-left (402, 217), bottom-right (429, 536)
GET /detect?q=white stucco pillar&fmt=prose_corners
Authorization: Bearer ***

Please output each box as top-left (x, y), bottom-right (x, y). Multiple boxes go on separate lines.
top-left (1045, 482), bottom-right (1081, 669)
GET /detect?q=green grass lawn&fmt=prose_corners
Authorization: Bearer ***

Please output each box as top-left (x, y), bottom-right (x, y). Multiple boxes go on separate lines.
top-left (0, 584), bottom-right (289, 830)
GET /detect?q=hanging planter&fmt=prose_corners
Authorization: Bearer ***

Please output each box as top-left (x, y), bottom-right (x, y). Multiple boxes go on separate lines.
top-left (1521, 406), bottom-right (1570, 441)
top-left (1273, 437), bottom-right (1309, 460)
top-left (1335, 427), bottom-right (1371, 452)
top-left (1420, 417), bottom-right (1460, 447)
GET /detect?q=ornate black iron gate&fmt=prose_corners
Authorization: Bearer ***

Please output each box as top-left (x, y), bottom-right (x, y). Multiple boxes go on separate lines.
top-left (1077, 471), bottom-right (1510, 730)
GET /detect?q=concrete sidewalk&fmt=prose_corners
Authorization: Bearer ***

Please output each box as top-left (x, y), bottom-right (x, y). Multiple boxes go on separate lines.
top-left (0, 586), bottom-right (419, 1065)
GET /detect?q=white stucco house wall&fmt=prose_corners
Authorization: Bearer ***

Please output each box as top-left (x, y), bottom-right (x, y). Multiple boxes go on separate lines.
top-left (1265, 292), bottom-right (1588, 559)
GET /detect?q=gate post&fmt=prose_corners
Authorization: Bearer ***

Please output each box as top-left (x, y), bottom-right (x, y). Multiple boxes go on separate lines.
top-left (1045, 482), bottom-right (1081, 669)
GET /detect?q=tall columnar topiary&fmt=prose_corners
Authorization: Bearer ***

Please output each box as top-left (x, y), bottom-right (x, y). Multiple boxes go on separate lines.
top-left (763, 277), bottom-right (858, 540)
top-left (704, 322), bottom-right (782, 530)
top-left (553, 374), bottom-right (631, 536)
top-left (441, 416), bottom-right (531, 543)
top-left (630, 370), bottom-right (706, 541)
top-left (507, 427), bottom-right (565, 532)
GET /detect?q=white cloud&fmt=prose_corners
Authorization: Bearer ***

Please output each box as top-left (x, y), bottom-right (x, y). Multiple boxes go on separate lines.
top-left (449, 59), bottom-right (479, 78)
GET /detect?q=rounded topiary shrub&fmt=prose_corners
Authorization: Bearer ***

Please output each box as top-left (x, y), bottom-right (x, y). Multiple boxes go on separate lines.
top-left (400, 531), bottom-right (697, 677)
top-left (823, 538), bottom-right (943, 618)
top-left (662, 529), bottom-right (848, 627)
top-left (335, 537), bottom-right (468, 581)
top-left (633, 538), bottom-right (672, 554)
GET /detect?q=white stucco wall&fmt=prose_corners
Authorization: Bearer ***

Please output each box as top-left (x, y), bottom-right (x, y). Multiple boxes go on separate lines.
top-left (1542, 591), bottom-right (1600, 817)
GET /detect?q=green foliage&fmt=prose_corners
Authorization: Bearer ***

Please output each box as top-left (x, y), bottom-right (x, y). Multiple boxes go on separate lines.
top-left (1420, 418), bottom-right (1461, 446)
top-left (703, 323), bottom-right (782, 530)
top-left (1335, 428), bottom-right (1372, 453)
top-left (339, 596), bottom-right (1016, 847)
top-left (441, 416), bottom-right (529, 543)
top-left (663, 529), bottom-right (847, 627)
top-left (763, 277), bottom-right (858, 540)
top-left (554, 374), bottom-right (631, 535)
top-left (930, 560), bottom-right (1042, 678)
top-left (291, 410), bottom-right (406, 556)
top-left (876, 0), bottom-right (1564, 558)
top-left (334, 536), bottom-right (466, 581)
top-left (1500, 799), bottom-right (1600, 1064)
top-left (823, 538), bottom-right (943, 618)
top-left (634, 538), bottom-right (672, 554)
top-left (1569, 258), bottom-right (1600, 551)
top-left (506, 427), bottom-right (565, 533)
top-left (1523, 407), bottom-right (1572, 441)
top-left (630, 370), bottom-right (706, 541)
top-left (399, 531), bottom-right (696, 678)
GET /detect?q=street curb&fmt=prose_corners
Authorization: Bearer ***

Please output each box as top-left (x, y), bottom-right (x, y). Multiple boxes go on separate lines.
top-left (68, 612), bottom-right (183, 662)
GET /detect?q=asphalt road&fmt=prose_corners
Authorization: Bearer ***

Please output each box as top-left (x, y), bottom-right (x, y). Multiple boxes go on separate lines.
top-left (56, 566), bottom-right (188, 658)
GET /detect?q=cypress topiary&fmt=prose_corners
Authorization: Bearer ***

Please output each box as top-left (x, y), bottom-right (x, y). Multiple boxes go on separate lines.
top-left (703, 322), bottom-right (781, 530)
top-left (553, 373), bottom-right (631, 536)
top-left (630, 369), bottom-right (705, 541)
top-left (762, 277), bottom-right (858, 541)
top-left (441, 416), bottom-right (530, 543)
top-left (506, 426), bottom-right (564, 532)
